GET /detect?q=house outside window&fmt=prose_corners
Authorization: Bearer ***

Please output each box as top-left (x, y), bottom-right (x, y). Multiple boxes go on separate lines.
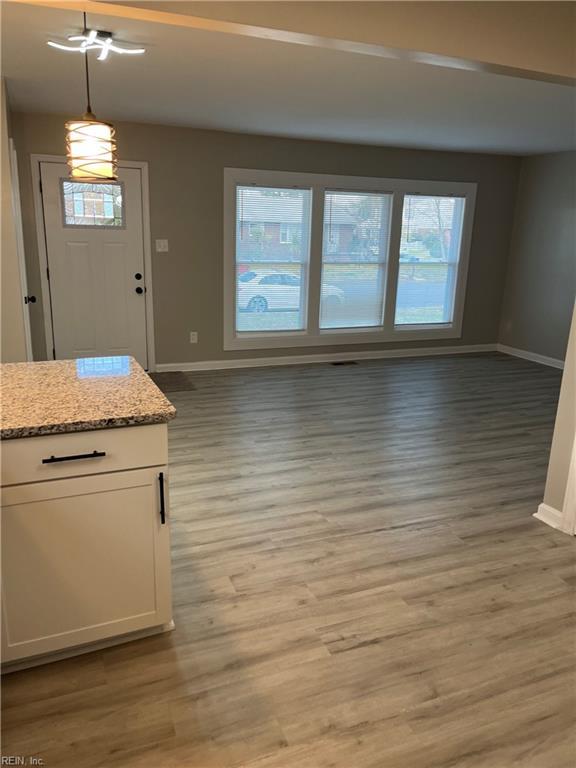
top-left (325, 229), bottom-right (340, 254)
top-left (279, 223), bottom-right (293, 244)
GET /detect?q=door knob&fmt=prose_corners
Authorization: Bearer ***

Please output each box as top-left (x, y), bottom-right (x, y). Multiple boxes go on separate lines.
top-left (24, 295), bottom-right (36, 304)
top-left (135, 287), bottom-right (144, 294)
top-left (134, 273), bottom-right (142, 280)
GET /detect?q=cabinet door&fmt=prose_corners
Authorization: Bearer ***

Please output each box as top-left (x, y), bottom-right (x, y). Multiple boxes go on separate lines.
top-left (1, 467), bottom-right (172, 663)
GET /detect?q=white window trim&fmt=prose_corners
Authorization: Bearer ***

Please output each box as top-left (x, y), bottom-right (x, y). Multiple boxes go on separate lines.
top-left (224, 168), bottom-right (477, 351)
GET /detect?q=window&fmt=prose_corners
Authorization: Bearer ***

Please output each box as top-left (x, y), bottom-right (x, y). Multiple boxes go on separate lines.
top-left (235, 185), bottom-right (312, 332)
top-left (395, 195), bottom-right (465, 327)
top-left (61, 180), bottom-right (124, 227)
top-left (225, 169), bottom-right (475, 350)
top-left (320, 191), bottom-right (392, 329)
top-left (279, 223), bottom-right (293, 244)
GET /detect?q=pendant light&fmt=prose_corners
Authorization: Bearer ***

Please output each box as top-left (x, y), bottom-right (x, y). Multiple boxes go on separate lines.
top-left (65, 13), bottom-right (117, 182)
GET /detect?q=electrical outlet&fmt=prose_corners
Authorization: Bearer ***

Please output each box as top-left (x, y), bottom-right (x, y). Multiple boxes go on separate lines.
top-left (189, 331), bottom-right (198, 344)
top-left (155, 239), bottom-right (169, 253)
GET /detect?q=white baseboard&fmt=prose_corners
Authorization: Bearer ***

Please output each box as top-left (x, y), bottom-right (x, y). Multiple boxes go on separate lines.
top-left (155, 344), bottom-right (498, 373)
top-left (534, 503), bottom-right (566, 532)
top-left (156, 343), bottom-right (565, 373)
top-left (497, 344), bottom-right (564, 370)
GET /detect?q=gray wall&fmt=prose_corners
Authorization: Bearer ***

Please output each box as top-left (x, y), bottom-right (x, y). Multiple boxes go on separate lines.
top-left (499, 151), bottom-right (576, 361)
top-left (1, 83), bottom-right (28, 362)
top-left (12, 111), bottom-right (520, 364)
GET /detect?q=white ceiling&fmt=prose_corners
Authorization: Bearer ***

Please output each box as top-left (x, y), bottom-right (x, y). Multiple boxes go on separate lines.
top-left (2, 2), bottom-right (575, 155)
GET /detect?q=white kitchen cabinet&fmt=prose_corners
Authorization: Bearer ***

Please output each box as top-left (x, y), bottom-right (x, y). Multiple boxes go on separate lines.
top-left (1, 425), bottom-right (173, 667)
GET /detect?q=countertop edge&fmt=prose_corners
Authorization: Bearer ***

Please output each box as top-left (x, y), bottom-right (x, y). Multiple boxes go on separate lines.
top-left (0, 409), bottom-right (176, 441)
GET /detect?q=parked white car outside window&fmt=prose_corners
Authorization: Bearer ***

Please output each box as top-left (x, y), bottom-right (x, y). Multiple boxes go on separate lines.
top-left (237, 270), bottom-right (344, 312)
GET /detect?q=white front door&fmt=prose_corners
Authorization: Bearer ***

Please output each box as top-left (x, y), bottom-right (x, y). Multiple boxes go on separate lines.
top-left (40, 161), bottom-right (149, 367)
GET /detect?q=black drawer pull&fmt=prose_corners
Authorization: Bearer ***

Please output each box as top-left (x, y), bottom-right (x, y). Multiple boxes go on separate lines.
top-left (42, 450), bottom-right (107, 464)
top-left (158, 472), bottom-right (166, 524)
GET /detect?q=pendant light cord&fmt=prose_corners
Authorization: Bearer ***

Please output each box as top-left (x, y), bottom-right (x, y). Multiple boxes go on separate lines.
top-left (83, 12), bottom-right (92, 114)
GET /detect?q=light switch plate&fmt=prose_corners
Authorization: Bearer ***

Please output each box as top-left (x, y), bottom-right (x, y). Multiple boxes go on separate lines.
top-left (189, 332), bottom-right (198, 344)
top-left (155, 239), bottom-right (169, 253)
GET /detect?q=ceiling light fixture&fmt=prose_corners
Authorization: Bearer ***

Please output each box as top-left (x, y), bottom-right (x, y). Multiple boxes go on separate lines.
top-left (64, 13), bottom-right (118, 182)
top-left (48, 28), bottom-right (145, 61)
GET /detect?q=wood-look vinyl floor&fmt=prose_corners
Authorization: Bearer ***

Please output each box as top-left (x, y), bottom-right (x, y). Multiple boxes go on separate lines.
top-left (2, 353), bottom-right (575, 768)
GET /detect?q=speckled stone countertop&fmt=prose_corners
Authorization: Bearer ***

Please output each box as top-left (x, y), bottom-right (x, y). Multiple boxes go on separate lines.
top-left (0, 357), bottom-right (176, 440)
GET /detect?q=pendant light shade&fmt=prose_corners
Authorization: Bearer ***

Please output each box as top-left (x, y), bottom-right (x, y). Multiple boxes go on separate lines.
top-left (65, 112), bottom-right (117, 181)
top-left (65, 12), bottom-right (118, 182)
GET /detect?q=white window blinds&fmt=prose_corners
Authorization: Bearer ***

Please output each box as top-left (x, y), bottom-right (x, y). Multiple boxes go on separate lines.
top-left (235, 186), bottom-right (312, 332)
top-left (320, 191), bottom-right (392, 329)
top-left (395, 195), bottom-right (465, 326)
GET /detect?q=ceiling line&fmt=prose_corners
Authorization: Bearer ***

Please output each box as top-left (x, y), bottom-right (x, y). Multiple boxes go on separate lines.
top-left (10, 0), bottom-right (576, 87)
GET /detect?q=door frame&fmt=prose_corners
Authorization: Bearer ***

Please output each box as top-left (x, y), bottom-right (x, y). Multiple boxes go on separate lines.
top-left (30, 154), bottom-right (156, 371)
top-left (10, 139), bottom-right (33, 360)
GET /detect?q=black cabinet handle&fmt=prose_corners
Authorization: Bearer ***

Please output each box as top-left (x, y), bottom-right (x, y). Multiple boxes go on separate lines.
top-left (42, 450), bottom-right (106, 464)
top-left (158, 472), bottom-right (166, 524)
top-left (24, 295), bottom-right (37, 304)
top-left (135, 286), bottom-right (144, 294)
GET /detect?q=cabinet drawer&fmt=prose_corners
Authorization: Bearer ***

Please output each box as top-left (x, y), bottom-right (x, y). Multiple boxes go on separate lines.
top-left (1, 424), bottom-right (168, 486)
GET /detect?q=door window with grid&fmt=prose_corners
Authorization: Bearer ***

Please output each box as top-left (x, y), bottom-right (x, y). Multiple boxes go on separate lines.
top-left (61, 181), bottom-right (124, 227)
